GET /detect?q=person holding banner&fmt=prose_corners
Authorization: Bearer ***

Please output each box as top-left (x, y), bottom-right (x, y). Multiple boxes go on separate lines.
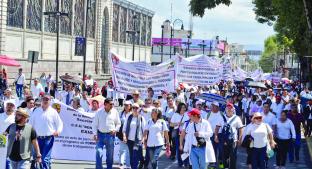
top-left (92, 98), bottom-right (121, 169)
top-left (143, 108), bottom-right (170, 169)
top-left (4, 108), bottom-right (42, 169)
top-left (29, 95), bottom-right (63, 169)
top-left (123, 103), bottom-right (146, 169)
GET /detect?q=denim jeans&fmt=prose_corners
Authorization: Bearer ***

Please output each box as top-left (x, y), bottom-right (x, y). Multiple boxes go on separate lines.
top-left (190, 146), bottom-right (206, 169)
top-left (96, 132), bottom-right (115, 169)
top-left (119, 140), bottom-right (130, 167)
top-left (210, 133), bottom-right (223, 165)
top-left (6, 158), bottom-right (10, 169)
top-left (10, 159), bottom-right (30, 169)
top-left (127, 140), bottom-right (143, 169)
top-left (148, 146), bottom-right (163, 169)
top-left (251, 146), bottom-right (266, 169)
top-left (15, 84), bottom-right (23, 98)
top-left (175, 136), bottom-right (189, 166)
top-left (288, 133), bottom-right (301, 162)
top-left (35, 136), bottom-right (54, 169)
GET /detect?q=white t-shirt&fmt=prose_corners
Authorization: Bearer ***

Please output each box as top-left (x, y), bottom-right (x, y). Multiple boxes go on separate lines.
top-left (170, 113), bottom-right (190, 130)
top-left (223, 115), bottom-right (244, 142)
top-left (31, 83), bottom-right (44, 99)
top-left (261, 112), bottom-right (277, 129)
top-left (207, 111), bottom-right (224, 134)
top-left (140, 107), bottom-right (154, 122)
top-left (15, 74), bottom-right (25, 85)
top-left (246, 123), bottom-right (272, 148)
top-left (270, 102), bottom-right (284, 118)
top-left (0, 112), bottom-right (15, 133)
top-left (122, 115), bottom-right (146, 141)
top-left (276, 119), bottom-right (296, 140)
top-left (145, 119), bottom-right (168, 147)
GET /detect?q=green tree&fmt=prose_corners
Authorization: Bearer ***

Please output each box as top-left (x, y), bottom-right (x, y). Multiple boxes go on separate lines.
top-left (259, 36), bottom-right (279, 72)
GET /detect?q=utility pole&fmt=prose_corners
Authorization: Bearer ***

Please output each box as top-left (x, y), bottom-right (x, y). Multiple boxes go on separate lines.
top-left (44, 0), bottom-right (68, 88)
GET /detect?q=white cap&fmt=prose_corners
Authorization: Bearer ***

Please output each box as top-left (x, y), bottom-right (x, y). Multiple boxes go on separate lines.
top-left (5, 99), bottom-right (16, 106)
top-left (124, 101), bottom-right (132, 105)
top-left (211, 101), bottom-right (219, 107)
top-left (196, 100), bottom-right (203, 105)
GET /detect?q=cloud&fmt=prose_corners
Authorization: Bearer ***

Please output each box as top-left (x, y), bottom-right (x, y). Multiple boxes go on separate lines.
top-left (128, 0), bottom-right (275, 50)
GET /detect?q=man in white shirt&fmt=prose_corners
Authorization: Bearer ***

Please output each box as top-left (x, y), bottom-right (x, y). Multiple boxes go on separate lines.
top-left (207, 101), bottom-right (225, 167)
top-left (25, 96), bottom-right (35, 117)
top-left (31, 78), bottom-right (44, 99)
top-left (14, 68), bottom-right (26, 98)
top-left (29, 95), bottom-right (63, 169)
top-left (195, 100), bottom-right (208, 119)
top-left (176, 87), bottom-right (186, 104)
top-left (271, 96), bottom-right (285, 118)
top-left (262, 102), bottom-right (277, 132)
top-left (92, 98), bottom-right (121, 169)
top-left (88, 100), bottom-right (100, 114)
top-left (160, 90), bottom-right (168, 112)
top-left (58, 82), bottom-right (75, 105)
top-left (80, 91), bottom-right (90, 111)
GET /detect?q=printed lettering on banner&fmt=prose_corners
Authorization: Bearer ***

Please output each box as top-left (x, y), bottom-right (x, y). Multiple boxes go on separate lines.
top-left (110, 52), bottom-right (176, 95)
top-left (175, 55), bottom-right (223, 86)
top-left (51, 100), bottom-right (120, 162)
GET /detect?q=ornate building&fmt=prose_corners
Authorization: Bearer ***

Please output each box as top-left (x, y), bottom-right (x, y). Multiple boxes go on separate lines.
top-left (0, 0), bottom-right (154, 78)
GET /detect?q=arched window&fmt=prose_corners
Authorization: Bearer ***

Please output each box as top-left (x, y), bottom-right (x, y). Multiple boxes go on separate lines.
top-left (140, 15), bottom-right (147, 46)
top-left (119, 6), bottom-right (127, 43)
top-left (112, 4), bottom-right (119, 42)
top-left (26, 0), bottom-right (42, 31)
top-left (60, 0), bottom-right (72, 35)
top-left (7, 0), bottom-right (24, 28)
top-left (86, 0), bottom-right (96, 38)
top-left (74, 0), bottom-right (84, 36)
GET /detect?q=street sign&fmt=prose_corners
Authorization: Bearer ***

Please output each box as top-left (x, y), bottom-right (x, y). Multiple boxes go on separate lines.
top-left (27, 51), bottom-right (39, 63)
top-left (75, 37), bottom-right (85, 56)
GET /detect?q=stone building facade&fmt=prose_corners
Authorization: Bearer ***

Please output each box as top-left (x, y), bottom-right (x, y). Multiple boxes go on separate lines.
top-left (0, 0), bottom-right (154, 79)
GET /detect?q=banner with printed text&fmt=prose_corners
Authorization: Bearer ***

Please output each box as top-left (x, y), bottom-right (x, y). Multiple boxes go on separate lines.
top-left (110, 52), bottom-right (176, 95)
top-left (51, 100), bottom-right (120, 162)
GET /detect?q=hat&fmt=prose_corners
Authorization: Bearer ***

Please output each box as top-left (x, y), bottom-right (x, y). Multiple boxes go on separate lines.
top-left (226, 102), bottom-right (234, 109)
top-left (132, 103), bottom-right (140, 108)
top-left (16, 108), bottom-right (29, 118)
top-left (196, 100), bottom-right (203, 105)
top-left (188, 108), bottom-right (201, 116)
top-left (211, 101), bottom-right (219, 107)
top-left (5, 99), bottom-right (15, 106)
top-left (252, 112), bottom-right (262, 121)
top-left (124, 100), bottom-right (132, 105)
top-left (132, 90), bottom-right (140, 95)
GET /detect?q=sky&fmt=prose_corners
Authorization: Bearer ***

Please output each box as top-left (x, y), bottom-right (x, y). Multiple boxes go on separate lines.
top-left (129, 0), bottom-right (275, 50)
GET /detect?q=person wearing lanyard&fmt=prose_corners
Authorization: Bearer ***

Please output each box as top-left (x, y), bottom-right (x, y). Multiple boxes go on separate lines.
top-left (276, 110), bottom-right (296, 169)
top-left (29, 95), bottom-right (63, 169)
top-left (143, 108), bottom-right (170, 169)
top-left (187, 108), bottom-right (214, 169)
top-left (92, 98), bottom-right (121, 169)
top-left (117, 101), bottom-right (132, 168)
top-left (170, 102), bottom-right (190, 167)
top-left (123, 103), bottom-right (146, 169)
top-left (163, 95), bottom-right (176, 160)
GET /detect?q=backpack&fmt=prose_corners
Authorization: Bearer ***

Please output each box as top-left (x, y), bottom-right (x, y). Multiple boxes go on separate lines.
top-left (221, 115), bottom-right (237, 145)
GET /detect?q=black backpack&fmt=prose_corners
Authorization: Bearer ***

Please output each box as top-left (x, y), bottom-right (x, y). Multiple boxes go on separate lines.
top-left (221, 115), bottom-right (237, 145)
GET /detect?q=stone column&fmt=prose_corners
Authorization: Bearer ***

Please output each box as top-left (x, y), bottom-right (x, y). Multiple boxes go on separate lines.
top-left (0, 0), bottom-right (7, 55)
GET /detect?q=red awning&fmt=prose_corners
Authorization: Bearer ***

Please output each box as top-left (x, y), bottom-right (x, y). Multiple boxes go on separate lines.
top-left (0, 55), bottom-right (20, 67)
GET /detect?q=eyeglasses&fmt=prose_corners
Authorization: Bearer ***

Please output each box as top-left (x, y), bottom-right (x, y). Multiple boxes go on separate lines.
top-left (133, 107), bottom-right (139, 110)
top-left (254, 117), bottom-right (262, 120)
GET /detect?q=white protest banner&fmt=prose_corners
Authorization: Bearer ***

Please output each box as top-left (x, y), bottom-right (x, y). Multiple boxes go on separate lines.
top-left (175, 55), bottom-right (223, 86)
top-left (110, 52), bottom-right (176, 95)
top-left (222, 59), bottom-right (233, 81)
top-left (233, 66), bottom-right (248, 81)
top-left (51, 100), bottom-right (120, 162)
top-left (271, 72), bottom-right (282, 84)
top-left (0, 134), bottom-right (7, 169)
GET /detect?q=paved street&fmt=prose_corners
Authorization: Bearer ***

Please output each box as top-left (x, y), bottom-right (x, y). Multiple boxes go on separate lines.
top-left (52, 140), bottom-right (311, 169)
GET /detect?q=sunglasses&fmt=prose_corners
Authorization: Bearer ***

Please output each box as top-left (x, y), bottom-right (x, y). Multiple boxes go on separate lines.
top-left (254, 117), bottom-right (262, 120)
top-left (133, 107), bottom-right (139, 109)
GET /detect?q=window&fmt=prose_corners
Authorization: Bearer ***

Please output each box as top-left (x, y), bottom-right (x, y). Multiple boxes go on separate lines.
top-left (74, 0), bottom-right (84, 36)
top-left (146, 16), bottom-right (152, 46)
top-left (60, 0), bottom-right (72, 35)
top-left (112, 4), bottom-right (119, 42)
top-left (87, 0), bottom-right (96, 38)
top-left (7, 0), bottom-right (24, 28)
top-left (26, 0), bottom-right (42, 31)
top-left (140, 15), bottom-right (146, 46)
top-left (44, 0), bottom-right (57, 33)
top-left (119, 7), bottom-right (127, 43)
top-left (135, 12), bottom-right (140, 45)
top-left (127, 9), bottom-right (134, 44)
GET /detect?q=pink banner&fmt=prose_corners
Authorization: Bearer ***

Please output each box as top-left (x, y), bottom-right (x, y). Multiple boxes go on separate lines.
top-left (152, 38), bottom-right (182, 47)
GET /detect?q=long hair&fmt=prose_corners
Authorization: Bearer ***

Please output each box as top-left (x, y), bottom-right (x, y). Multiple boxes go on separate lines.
top-left (152, 108), bottom-right (163, 120)
top-left (176, 102), bottom-right (187, 114)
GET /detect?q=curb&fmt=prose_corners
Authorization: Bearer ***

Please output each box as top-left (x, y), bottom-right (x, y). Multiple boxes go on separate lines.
top-left (306, 137), bottom-right (312, 161)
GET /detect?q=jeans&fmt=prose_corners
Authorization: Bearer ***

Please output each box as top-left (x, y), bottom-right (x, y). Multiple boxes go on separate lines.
top-left (16, 84), bottom-right (23, 98)
top-left (223, 142), bottom-right (237, 169)
top-left (306, 119), bottom-right (312, 137)
top-left (127, 140), bottom-right (143, 169)
top-left (6, 158), bottom-right (10, 169)
top-left (288, 133), bottom-right (301, 162)
top-left (251, 146), bottom-right (266, 169)
top-left (210, 133), bottom-right (223, 165)
top-left (10, 159), bottom-right (30, 169)
top-left (175, 136), bottom-right (189, 166)
top-left (35, 136), bottom-right (54, 169)
top-left (168, 127), bottom-right (175, 158)
top-left (190, 146), bottom-right (206, 169)
top-left (276, 138), bottom-right (290, 167)
top-left (119, 140), bottom-right (130, 167)
top-left (95, 132), bottom-right (115, 169)
top-left (147, 146), bottom-right (163, 169)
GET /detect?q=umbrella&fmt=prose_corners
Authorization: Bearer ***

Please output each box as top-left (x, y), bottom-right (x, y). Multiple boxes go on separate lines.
top-left (0, 55), bottom-right (20, 67)
top-left (197, 93), bottom-right (226, 105)
top-left (247, 81), bottom-right (267, 89)
top-left (245, 77), bottom-right (254, 81)
top-left (60, 74), bottom-right (83, 84)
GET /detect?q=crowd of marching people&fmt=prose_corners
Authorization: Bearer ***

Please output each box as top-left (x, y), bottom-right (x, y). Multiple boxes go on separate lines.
top-left (1, 68), bottom-right (312, 169)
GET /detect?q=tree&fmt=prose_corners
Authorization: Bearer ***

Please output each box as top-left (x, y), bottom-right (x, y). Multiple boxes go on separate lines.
top-left (259, 36), bottom-right (279, 72)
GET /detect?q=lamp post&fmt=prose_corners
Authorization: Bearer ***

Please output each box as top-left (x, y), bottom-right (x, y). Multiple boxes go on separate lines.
top-left (126, 15), bottom-right (140, 61)
top-left (182, 35), bottom-right (192, 58)
top-left (169, 19), bottom-right (184, 59)
top-left (160, 25), bottom-right (165, 62)
top-left (44, 0), bottom-right (68, 88)
top-left (198, 40), bottom-right (206, 55)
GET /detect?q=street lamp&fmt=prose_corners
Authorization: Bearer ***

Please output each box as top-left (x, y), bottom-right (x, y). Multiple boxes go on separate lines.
top-left (44, 0), bottom-right (68, 88)
top-left (182, 34), bottom-right (192, 57)
top-left (160, 25), bottom-right (166, 62)
top-left (170, 19), bottom-right (184, 59)
top-left (198, 40), bottom-right (206, 55)
top-left (126, 15), bottom-right (140, 61)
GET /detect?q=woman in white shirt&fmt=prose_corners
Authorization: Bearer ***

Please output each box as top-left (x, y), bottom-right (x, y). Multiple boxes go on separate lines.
top-left (275, 110), bottom-right (296, 169)
top-left (143, 108), bottom-right (170, 169)
top-left (245, 112), bottom-right (276, 169)
top-left (117, 101), bottom-right (132, 168)
top-left (122, 103), bottom-right (146, 169)
top-left (71, 97), bottom-right (84, 112)
top-left (170, 102), bottom-right (190, 167)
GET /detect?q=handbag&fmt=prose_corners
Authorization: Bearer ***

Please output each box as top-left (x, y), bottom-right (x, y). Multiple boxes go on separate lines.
top-left (194, 123), bottom-right (206, 147)
top-left (241, 135), bottom-right (253, 148)
top-left (171, 114), bottom-right (184, 138)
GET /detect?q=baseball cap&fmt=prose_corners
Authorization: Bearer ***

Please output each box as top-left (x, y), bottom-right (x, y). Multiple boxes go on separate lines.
top-left (211, 101), bottom-right (219, 107)
top-left (226, 102), bottom-right (234, 109)
top-left (124, 100), bottom-right (132, 105)
top-left (188, 108), bottom-right (201, 116)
